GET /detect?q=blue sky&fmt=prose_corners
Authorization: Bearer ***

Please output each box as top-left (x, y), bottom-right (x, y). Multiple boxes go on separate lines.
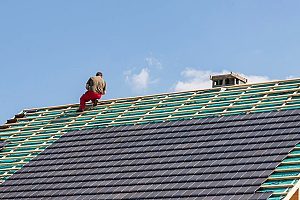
top-left (1, 0), bottom-right (300, 124)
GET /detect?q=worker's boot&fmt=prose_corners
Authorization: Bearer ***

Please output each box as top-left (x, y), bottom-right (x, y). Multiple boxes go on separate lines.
top-left (76, 108), bottom-right (84, 112)
top-left (92, 99), bottom-right (98, 107)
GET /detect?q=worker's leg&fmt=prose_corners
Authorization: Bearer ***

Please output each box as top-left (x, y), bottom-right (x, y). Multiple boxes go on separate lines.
top-left (92, 94), bottom-right (102, 106)
top-left (79, 91), bottom-right (101, 111)
top-left (79, 91), bottom-right (93, 110)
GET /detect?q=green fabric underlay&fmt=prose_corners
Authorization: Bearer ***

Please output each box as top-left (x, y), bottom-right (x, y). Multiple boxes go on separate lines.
top-left (193, 93), bottom-right (215, 99)
top-left (42, 111), bottom-right (62, 116)
top-left (256, 102), bottom-right (283, 108)
top-left (234, 100), bottom-right (258, 106)
top-left (149, 108), bottom-right (175, 114)
top-left (268, 196), bottom-right (284, 200)
top-left (200, 108), bottom-right (224, 113)
top-left (283, 157), bottom-right (300, 163)
top-left (212, 97), bottom-right (236, 102)
top-left (178, 105), bottom-right (203, 111)
top-left (279, 80), bottom-right (300, 85)
top-left (185, 100), bottom-right (209, 106)
top-left (259, 188), bottom-right (287, 193)
top-left (95, 113), bottom-right (119, 119)
top-left (114, 116), bottom-right (141, 122)
top-left (286, 100), bottom-right (300, 105)
top-left (122, 111), bottom-right (148, 116)
top-left (218, 91), bottom-right (242, 97)
top-left (68, 122), bottom-right (86, 127)
top-left (261, 97), bottom-right (288, 103)
top-left (172, 111), bottom-right (196, 117)
top-left (245, 88), bottom-right (270, 94)
top-left (227, 105), bottom-right (252, 111)
top-left (292, 96), bottom-right (300, 100)
top-left (144, 114), bottom-right (170, 119)
top-left (129, 105), bottom-right (154, 111)
top-left (277, 164), bottom-right (300, 170)
top-left (75, 116), bottom-right (94, 121)
top-left (109, 103), bottom-right (132, 108)
top-left (251, 108), bottom-right (278, 113)
top-left (251, 83), bottom-right (275, 88)
top-left (168, 92), bottom-right (194, 98)
top-left (262, 180), bottom-right (295, 186)
top-left (274, 85), bottom-right (299, 90)
top-left (281, 105), bottom-right (300, 110)
top-left (135, 100), bottom-right (160, 106)
top-left (206, 102), bottom-right (231, 108)
top-left (162, 97), bottom-right (188, 103)
top-left (239, 93), bottom-right (265, 99)
top-left (157, 103), bottom-right (182, 108)
top-left (87, 119), bottom-right (113, 125)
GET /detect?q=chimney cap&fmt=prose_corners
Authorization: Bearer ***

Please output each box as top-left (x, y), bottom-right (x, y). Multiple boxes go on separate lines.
top-left (210, 72), bottom-right (247, 83)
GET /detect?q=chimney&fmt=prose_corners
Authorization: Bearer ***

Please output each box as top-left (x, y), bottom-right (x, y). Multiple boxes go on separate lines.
top-left (210, 72), bottom-right (247, 88)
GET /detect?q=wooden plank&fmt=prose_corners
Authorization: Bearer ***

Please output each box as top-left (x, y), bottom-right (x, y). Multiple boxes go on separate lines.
top-left (260, 184), bottom-right (294, 189)
top-left (272, 191), bottom-right (288, 196)
top-left (283, 180), bottom-right (300, 200)
top-left (0, 167), bottom-right (19, 171)
top-left (275, 168), bottom-right (300, 172)
top-left (0, 161), bottom-right (27, 166)
top-left (267, 176), bottom-right (300, 181)
top-left (0, 149), bottom-right (42, 155)
top-left (282, 161), bottom-right (300, 165)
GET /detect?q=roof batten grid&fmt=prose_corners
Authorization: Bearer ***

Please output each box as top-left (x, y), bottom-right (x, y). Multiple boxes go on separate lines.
top-left (1, 79), bottom-right (300, 198)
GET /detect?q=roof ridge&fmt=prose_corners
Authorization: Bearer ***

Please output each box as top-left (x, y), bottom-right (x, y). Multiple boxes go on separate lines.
top-left (23, 77), bottom-right (300, 111)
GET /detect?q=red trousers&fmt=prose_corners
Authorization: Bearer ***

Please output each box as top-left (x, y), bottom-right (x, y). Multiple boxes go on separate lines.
top-left (80, 91), bottom-right (102, 110)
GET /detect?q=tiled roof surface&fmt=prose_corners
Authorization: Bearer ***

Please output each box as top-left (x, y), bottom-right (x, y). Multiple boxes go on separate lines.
top-left (1, 78), bottom-right (300, 199)
top-left (1, 110), bottom-right (300, 199)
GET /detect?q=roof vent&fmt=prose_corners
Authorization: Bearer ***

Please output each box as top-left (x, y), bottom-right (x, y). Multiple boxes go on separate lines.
top-left (210, 72), bottom-right (247, 88)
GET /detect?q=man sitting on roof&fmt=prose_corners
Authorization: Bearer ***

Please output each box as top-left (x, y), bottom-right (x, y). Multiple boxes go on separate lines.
top-left (77, 72), bottom-right (106, 112)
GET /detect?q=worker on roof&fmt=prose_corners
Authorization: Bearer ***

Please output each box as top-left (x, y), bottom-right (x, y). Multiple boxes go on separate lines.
top-left (77, 72), bottom-right (106, 112)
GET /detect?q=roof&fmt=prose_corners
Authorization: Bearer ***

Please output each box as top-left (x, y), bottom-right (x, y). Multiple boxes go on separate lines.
top-left (1, 78), bottom-right (300, 199)
top-left (2, 110), bottom-right (300, 199)
top-left (0, 141), bottom-right (5, 150)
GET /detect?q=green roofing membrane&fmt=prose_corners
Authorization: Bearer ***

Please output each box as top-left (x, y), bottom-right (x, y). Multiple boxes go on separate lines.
top-left (0, 78), bottom-right (300, 199)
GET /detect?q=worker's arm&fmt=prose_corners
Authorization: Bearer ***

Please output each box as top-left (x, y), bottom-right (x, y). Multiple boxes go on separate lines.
top-left (86, 78), bottom-right (93, 91)
top-left (102, 81), bottom-right (106, 95)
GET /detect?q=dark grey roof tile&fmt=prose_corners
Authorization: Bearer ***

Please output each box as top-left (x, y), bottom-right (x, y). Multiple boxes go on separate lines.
top-left (1, 110), bottom-right (299, 199)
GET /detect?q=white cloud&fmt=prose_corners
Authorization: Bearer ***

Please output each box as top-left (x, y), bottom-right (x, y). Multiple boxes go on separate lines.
top-left (124, 56), bottom-right (162, 93)
top-left (125, 68), bottom-right (151, 92)
top-left (174, 68), bottom-right (273, 92)
top-left (242, 74), bottom-right (271, 84)
top-left (145, 56), bottom-right (162, 69)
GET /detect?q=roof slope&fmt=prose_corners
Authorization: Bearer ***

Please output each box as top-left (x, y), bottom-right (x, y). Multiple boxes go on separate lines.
top-left (1, 110), bottom-right (300, 199)
top-left (1, 78), bottom-right (300, 184)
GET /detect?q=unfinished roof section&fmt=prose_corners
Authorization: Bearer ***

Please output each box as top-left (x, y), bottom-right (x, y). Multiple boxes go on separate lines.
top-left (0, 78), bottom-right (300, 184)
top-left (2, 110), bottom-right (300, 199)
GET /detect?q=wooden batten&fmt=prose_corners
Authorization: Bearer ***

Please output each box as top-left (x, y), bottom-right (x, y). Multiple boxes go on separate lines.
top-left (284, 180), bottom-right (300, 200)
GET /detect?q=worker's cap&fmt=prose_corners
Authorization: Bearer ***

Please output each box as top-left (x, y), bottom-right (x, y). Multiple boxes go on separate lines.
top-left (96, 72), bottom-right (103, 76)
